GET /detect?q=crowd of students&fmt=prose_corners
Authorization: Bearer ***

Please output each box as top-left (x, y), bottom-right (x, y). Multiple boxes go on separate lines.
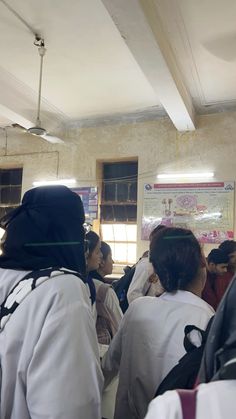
top-left (0, 184), bottom-right (235, 418)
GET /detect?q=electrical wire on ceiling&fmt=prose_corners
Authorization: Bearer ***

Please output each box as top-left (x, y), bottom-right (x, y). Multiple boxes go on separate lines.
top-left (0, 0), bottom-right (40, 38)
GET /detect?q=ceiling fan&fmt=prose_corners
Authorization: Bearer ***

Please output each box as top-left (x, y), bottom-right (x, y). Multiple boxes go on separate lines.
top-left (15, 36), bottom-right (64, 144)
top-left (0, 1), bottom-right (64, 143)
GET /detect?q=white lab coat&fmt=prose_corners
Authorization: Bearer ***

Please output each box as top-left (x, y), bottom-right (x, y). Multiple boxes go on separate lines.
top-left (102, 291), bottom-right (214, 419)
top-left (127, 257), bottom-right (153, 303)
top-left (0, 268), bottom-right (103, 419)
top-left (127, 257), bottom-right (163, 303)
top-left (144, 381), bottom-right (236, 419)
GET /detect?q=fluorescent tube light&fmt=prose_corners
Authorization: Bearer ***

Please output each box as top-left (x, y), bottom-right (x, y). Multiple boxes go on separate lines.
top-left (33, 179), bottom-right (76, 187)
top-left (157, 172), bottom-right (214, 180)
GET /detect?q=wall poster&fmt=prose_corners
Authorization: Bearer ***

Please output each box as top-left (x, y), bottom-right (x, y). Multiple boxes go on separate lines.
top-left (142, 182), bottom-right (234, 243)
top-left (72, 187), bottom-right (98, 221)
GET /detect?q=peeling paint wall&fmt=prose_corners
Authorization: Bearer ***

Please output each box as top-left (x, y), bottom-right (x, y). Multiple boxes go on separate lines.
top-left (1, 111), bottom-right (236, 257)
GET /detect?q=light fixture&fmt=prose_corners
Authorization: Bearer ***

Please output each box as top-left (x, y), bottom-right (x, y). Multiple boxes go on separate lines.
top-left (157, 172), bottom-right (214, 180)
top-left (33, 179), bottom-right (76, 187)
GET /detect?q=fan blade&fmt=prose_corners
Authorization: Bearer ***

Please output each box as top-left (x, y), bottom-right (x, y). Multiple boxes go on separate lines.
top-left (40, 133), bottom-right (64, 144)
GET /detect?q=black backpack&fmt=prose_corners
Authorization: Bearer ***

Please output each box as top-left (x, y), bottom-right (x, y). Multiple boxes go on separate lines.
top-left (112, 265), bottom-right (136, 313)
top-left (155, 316), bottom-right (214, 397)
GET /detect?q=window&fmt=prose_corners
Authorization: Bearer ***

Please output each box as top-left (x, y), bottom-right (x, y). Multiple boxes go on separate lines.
top-left (101, 161), bottom-right (137, 222)
top-left (101, 223), bottom-right (137, 265)
top-left (100, 161), bottom-right (138, 265)
top-left (0, 168), bottom-right (23, 218)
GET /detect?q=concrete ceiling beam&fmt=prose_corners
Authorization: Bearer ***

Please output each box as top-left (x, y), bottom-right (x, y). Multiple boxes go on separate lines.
top-left (102, 0), bottom-right (196, 131)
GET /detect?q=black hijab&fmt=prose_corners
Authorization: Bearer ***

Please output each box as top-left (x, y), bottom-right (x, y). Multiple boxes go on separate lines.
top-left (199, 275), bottom-right (236, 382)
top-left (0, 185), bottom-right (86, 278)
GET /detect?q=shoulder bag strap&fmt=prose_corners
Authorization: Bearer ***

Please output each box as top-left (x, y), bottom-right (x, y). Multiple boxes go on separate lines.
top-left (0, 267), bottom-right (83, 331)
top-left (177, 388), bottom-right (198, 419)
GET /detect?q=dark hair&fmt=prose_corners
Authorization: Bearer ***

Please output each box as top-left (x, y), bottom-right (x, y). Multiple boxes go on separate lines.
top-left (149, 227), bottom-right (202, 292)
top-left (89, 241), bottom-right (112, 282)
top-left (149, 224), bottom-right (166, 241)
top-left (86, 231), bottom-right (100, 256)
top-left (100, 241), bottom-right (111, 261)
top-left (218, 240), bottom-right (236, 256)
top-left (208, 249), bottom-right (228, 265)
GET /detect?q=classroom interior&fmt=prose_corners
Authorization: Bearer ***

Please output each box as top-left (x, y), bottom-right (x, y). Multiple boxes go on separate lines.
top-left (0, 0), bottom-right (235, 271)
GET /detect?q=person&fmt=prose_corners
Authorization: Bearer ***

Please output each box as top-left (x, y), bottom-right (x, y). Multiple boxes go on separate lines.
top-left (102, 227), bottom-right (214, 419)
top-left (85, 230), bottom-right (102, 315)
top-left (218, 240), bottom-right (236, 272)
top-left (90, 241), bottom-right (122, 419)
top-left (144, 273), bottom-right (236, 419)
top-left (0, 186), bottom-right (103, 419)
top-left (202, 248), bottom-right (228, 310)
top-left (127, 225), bottom-right (165, 303)
top-left (214, 240), bottom-right (236, 300)
top-left (90, 241), bottom-right (123, 347)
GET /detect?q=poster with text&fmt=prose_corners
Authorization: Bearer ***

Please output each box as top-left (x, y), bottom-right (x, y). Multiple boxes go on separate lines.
top-left (72, 187), bottom-right (98, 220)
top-left (142, 182), bottom-right (234, 243)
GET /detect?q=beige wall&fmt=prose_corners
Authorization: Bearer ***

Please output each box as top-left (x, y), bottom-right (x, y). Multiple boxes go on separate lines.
top-left (1, 110), bottom-right (236, 258)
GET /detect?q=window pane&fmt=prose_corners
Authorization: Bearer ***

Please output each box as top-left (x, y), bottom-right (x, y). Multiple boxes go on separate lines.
top-left (117, 183), bottom-right (128, 201)
top-left (0, 169), bottom-right (22, 208)
top-left (1, 187), bottom-right (10, 204)
top-left (126, 224), bottom-right (137, 241)
top-left (101, 223), bottom-right (137, 264)
top-left (10, 186), bottom-right (21, 204)
top-left (126, 205), bottom-right (137, 221)
top-left (101, 224), bottom-right (114, 241)
top-left (113, 243), bottom-right (128, 263)
top-left (127, 243), bottom-right (137, 264)
top-left (108, 242), bottom-right (115, 258)
top-left (103, 162), bottom-right (138, 180)
top-left (129, 181), bottom-right (137, 201)
top-left (100, 205), bottom-right (114, 221)
top-left (113, 224), bottom-right (127, 241)
top-left (103, 182), bottom-right (116, 201)
top-left (104, 241), bottom-right (137, 265)
top-left (113, 206), bottom-right (126, 221)
top-left (11, 169), bottom-right (23, 185)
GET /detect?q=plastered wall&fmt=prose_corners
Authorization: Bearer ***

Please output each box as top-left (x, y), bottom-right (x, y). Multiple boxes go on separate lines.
top-left (1, 110), bottom-right (236, 258)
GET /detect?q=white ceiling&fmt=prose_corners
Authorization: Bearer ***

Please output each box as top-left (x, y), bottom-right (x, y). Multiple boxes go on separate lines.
top-left (0, 0), bottom-right (235, 139)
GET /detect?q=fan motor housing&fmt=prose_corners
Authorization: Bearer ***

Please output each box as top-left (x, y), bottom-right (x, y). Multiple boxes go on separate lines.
top-left (27, 126), bottom-right (47, 136)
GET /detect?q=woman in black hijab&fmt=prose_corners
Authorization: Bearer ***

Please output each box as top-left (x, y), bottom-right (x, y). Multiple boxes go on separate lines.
top-left (0, 185), bottom-right (86, 274)
top-left (0, 185), bottom-right (103, 419)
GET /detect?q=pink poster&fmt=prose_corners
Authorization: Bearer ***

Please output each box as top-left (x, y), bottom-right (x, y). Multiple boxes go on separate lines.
top-left (142, 182), bottom-right (234, 243)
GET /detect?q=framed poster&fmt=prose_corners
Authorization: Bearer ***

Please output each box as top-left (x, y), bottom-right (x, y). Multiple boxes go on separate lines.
top-left (72, 187), bottom-right (98, 220)
top-left (142, 182), bottom-right (234, 243)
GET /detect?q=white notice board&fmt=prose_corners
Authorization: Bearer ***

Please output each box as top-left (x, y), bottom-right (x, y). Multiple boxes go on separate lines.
top-left (142, 182), bottom-right (234, 243)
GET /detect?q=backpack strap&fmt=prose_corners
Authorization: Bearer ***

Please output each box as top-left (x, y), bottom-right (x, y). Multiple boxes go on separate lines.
top-left (177, 388), bottom-right (198, 419)
top-left (96, 282), bottom-right (110, 304)
top-left (0, 267), bottom-right (82, 331)
top-left (184, 316), bottom-right (214, 352)
top-left (96, 282), bottom-right (120, 339)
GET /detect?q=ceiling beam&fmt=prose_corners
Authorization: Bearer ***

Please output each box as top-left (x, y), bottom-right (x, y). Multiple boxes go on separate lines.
top-left (102, 0), bottom-right (196, 131)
